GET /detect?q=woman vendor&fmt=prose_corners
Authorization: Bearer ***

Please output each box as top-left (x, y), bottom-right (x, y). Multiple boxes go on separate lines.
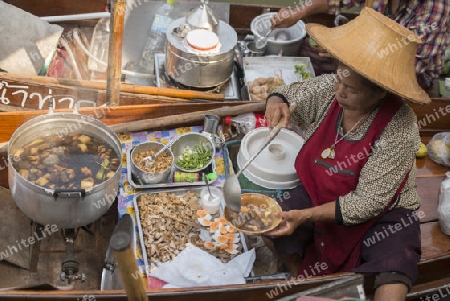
top-left (264, 8), bottom-right (429, 301)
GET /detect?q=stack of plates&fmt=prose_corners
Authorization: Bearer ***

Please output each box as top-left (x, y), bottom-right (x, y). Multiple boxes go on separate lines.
top-left (237, 127), bottom-right (304, 190)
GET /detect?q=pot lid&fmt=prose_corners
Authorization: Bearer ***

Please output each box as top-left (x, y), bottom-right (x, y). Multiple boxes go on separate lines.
top-left (237, 127), bottom-right (304, 190)
top-left (186, 0), bottom-right (219, 32)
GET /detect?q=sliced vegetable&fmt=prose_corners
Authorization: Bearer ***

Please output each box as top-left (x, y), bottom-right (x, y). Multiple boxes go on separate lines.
top-left (177, 143), bottom-right (212, 170)
top-left (294, 64), bottom-right (313, 81)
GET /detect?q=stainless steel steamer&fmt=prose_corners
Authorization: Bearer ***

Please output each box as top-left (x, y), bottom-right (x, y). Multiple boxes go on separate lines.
top-left (165, 18), bottom-right (237, 88)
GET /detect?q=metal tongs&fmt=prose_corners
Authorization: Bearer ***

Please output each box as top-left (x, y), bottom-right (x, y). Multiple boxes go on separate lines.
top-left (223, 103), bottom-right (298, 213)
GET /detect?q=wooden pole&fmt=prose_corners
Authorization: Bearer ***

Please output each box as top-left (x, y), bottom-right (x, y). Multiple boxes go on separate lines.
top-left (107, 0), bottom-right (126, 106)
top-left (1, 73), bottom-right (225, 101)
top-left (111, 102), bottom-right (265, 133)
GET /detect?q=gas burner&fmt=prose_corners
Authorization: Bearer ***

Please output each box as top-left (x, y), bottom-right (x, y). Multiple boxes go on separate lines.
top-left (60, 228), bottom-right (86, 284)
top-left (161, 69), bottom-right (229, 94)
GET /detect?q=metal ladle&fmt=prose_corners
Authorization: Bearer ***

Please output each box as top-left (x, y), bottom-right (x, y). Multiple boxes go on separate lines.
top-left (255, 29), bottom-right (291, 49)
top-left (139, 137), bottom-right (178, 167)
top-left (223, 103), bottom-right (298, 213)
top-left (255, 29), bottom-right (272, 49)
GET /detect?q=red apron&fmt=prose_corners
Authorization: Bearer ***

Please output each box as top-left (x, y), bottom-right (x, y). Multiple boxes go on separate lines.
top-left (294, 96), bottom-right (409, 276)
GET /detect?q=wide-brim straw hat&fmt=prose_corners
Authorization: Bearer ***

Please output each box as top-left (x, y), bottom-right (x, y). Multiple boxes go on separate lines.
top-left (306, 8), bottom-right (431, 104)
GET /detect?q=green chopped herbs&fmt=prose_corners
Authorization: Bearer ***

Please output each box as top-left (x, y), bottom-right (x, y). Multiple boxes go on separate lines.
top-left (176, 143), bottom-right (212, 170)
top-left (294, 64), bottom-right (313, 80)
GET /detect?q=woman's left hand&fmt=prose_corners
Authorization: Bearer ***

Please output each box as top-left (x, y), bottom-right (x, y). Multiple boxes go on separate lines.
top-left (265, 210), bottom-right (310, 237)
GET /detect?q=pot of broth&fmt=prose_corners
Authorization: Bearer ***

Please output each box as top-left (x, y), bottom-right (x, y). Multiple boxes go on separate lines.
top-left (8, 112), bottom-right (122, 229)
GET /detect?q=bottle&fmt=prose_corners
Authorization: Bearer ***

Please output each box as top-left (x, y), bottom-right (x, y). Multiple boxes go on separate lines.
top-left (438, 172), bottom-right (450, 235)
top-left (173, 171), bottom-right (216, 183)
top-left (139, 0), bottom-right (175, 74)
top-left (88, 17), bottom-right (110, 73)
top-left (223, 113), bottom-right (267, 140)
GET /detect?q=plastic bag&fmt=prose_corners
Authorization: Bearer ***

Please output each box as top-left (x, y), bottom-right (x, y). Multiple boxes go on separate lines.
top-left (426, 132), bottom-right (450, 167)
top-left (438, 172), bottom-right (450, 235)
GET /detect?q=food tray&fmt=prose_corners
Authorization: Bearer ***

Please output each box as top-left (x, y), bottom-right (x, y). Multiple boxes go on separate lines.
top-left (126, 147), bottom-right (217, 189)
top-left (243, 56), bottom-right (315, 100)
top-left (132, 187), bottom-right (249, 274)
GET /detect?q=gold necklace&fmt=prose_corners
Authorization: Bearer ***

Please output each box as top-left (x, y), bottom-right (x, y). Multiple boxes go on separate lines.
top-left (321, 112), bottom-right (369, 159)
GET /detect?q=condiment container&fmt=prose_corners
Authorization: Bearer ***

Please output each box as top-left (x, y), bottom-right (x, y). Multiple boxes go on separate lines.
top-left (200, 186), bottom-right (223, 215)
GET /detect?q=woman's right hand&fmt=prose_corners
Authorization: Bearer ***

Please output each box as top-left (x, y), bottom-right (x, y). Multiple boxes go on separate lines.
top-left (270, 8), bottom-right (300, 29)
top-left (265, 96), bottom-right (291, 129)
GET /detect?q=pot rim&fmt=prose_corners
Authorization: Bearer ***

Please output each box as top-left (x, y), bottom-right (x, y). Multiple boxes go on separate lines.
top-left (8, 112), bottom-right (123, 195)
top-left (251, 12), bottom-right (306, 45)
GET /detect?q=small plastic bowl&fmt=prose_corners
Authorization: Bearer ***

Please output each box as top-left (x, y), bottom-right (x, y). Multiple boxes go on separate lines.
top-left (130, 141), bottom-right (174, 184)
top-left (200, 186), bottom-right (223, 215)
top-left (171, 132), bottom-right (215, 172)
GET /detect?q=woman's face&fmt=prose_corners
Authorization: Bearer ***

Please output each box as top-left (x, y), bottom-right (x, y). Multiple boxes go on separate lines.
top-left (334, 63), bottom-right (386, 113)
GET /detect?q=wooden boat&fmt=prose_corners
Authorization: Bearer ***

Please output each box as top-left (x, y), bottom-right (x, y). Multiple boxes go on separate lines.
top-left (0, 1), bottom-right (449, 300)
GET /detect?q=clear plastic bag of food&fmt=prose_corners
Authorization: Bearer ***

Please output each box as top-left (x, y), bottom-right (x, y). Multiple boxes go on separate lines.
top-left (426, 132), bottom-right (450, 167)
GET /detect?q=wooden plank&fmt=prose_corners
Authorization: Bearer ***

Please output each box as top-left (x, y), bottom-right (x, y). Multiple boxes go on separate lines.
top-left (420, 222), bottom-right (450, 262)
top-left (417, 177), bottom-right (442, 223)
top-left (3, 0), bottom-right (106, 17)
top-left (410, 98), bottom-right (450, 133)
top-left (0, 101), bottom-right (247, 143)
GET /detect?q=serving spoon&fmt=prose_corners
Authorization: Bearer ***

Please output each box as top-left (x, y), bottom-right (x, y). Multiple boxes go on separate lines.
top-left (255, 29), bottom-right (291, 49)
top-left (139, 137), bottom-right (178, 167)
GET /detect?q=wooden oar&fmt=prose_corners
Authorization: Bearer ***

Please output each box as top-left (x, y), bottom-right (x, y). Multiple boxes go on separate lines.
top-left (110, 101), bottom-right (265, 133)
top-left (110, 214), bottom-right (147, 301)
top-left (1, 73), bottom-right (225, 101)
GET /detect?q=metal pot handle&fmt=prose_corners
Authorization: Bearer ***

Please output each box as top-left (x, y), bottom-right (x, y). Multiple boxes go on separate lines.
top-left (52, 189), bottom-right (86, 199)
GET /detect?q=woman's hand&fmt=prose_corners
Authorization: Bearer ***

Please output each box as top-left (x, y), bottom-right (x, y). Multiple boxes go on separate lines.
top-left (265, 96), bottom-right (291, 129)
top-left (270, 8), bottom-right (301, 29)
top-left (265, 210), bottom-right (311, 237)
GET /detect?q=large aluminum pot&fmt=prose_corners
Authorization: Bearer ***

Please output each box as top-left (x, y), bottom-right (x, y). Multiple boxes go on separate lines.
top-left (8, 112), bottom-right (122, 229)
top-left (251, 12), bottom-right (306, 57)
top-left (165, 18), bottom-right (237, 88)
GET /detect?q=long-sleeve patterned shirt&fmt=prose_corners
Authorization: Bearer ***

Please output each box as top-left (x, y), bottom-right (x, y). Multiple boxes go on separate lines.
top-left (327, 0), bottom-right (450, 87)
top-left (273, 74), bottom-right (421, 226)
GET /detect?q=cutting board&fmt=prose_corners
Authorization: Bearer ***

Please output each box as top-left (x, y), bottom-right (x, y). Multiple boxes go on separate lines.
top-left (0, 2), bottom-right (63, 75)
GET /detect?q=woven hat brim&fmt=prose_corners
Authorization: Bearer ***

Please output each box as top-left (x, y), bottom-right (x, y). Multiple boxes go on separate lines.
top-left (306, 10), bottom-right (431, 104)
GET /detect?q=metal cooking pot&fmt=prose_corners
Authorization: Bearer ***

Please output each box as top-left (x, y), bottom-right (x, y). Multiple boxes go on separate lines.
top-left (8, 112), bottom-right (122, 229)
top-left (165, 17), bottom-right (237, 88)
top-left (251, 12), bottom-right (306, 57)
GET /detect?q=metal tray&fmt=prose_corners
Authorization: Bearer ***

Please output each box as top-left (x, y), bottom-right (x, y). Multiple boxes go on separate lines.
top-left (126, 147), bottom-right (217, 189)
top-left (243, 56), bottom-right (315, 100)
top-left (132, 187), bottom-right (249, 274)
